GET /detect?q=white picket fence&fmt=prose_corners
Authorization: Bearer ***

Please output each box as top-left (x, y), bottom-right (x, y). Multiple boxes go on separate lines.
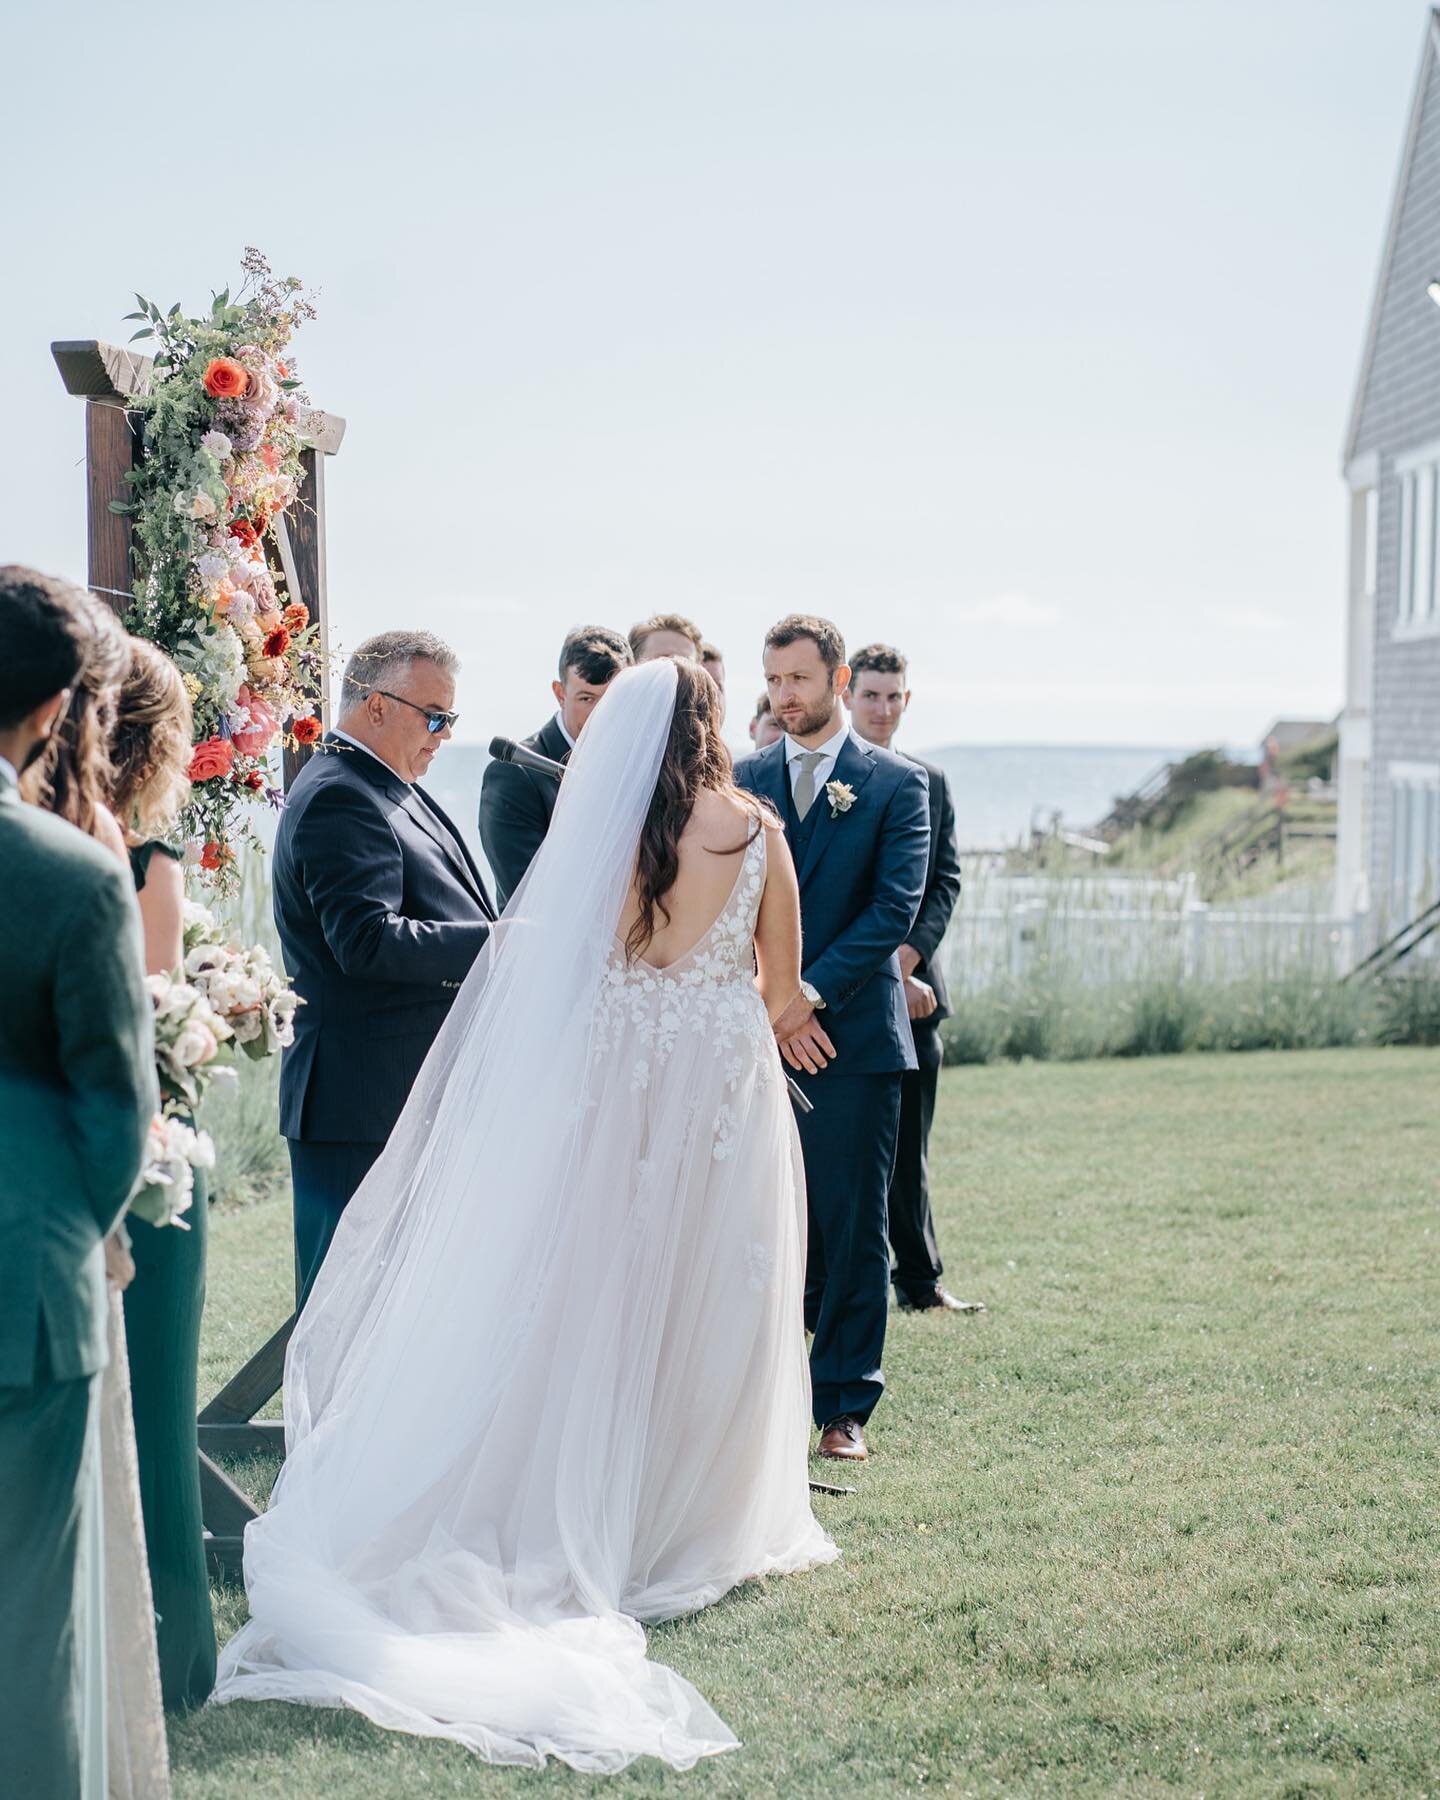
top-left (938, 870), bottom-right (1362, 994)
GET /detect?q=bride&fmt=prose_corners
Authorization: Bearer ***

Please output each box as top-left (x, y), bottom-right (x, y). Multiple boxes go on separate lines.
top-left (212, 655), bottom-right (837, 1770)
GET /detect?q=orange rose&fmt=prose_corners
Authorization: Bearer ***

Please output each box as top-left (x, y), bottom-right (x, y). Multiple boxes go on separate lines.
top-left (262, 625), bottom-right (291, 659)
top-left (291, 715), bottom-right (322, 746)
top-left (203, 358), bottom-right (250, 400)
top-left (282, 601), bottom-right (309, 631)
top-left (187, 736), bottom-right (235, 783)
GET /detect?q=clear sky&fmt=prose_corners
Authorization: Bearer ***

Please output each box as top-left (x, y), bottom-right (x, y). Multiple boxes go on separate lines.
top-left (1, 1), bottom-right (1429, 751)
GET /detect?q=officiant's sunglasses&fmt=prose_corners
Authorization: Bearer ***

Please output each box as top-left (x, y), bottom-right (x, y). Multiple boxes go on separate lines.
top-left (372, 691), bottom-right (460, 734)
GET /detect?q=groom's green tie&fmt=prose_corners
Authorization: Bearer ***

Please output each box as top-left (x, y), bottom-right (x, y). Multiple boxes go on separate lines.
top-left (793, 751), bottom-right (826, 821)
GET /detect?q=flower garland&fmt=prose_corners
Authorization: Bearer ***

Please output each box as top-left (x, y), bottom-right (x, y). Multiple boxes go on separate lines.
top-left (114, 249), bottom-right (326, 883)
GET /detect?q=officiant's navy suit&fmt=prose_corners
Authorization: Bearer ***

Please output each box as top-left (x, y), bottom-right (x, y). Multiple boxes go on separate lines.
top-left (274, 733), bottom-right (495, 1302)
top-left (735, 730), bottom-right (929, 1427)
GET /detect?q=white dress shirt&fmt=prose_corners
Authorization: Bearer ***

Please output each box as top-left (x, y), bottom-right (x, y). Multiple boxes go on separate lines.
top-left (330, 727), bottom-right (411, 787)
top-left (553, 711), bottom-right (576, 751)
top-left (783, 715), bottom-right (852, 804)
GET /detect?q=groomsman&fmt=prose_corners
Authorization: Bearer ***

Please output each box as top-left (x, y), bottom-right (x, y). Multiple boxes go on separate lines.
top-left (750, 691), bottom-right (783, 750)
top-left (479, 625), bottom-right (631, 909)
top-left (700, 640), bottom-right (726, 723)
top-left (0, 566), bottom-right (157, 1799)
top-left (735, 616), bottom-right (929, 1462)
top-left (845, 645), bottom-right (983, 1315)
top-left (629, 612), bottom-right (703, 663)
top-left (274, 629), bottom-right (496, 1304)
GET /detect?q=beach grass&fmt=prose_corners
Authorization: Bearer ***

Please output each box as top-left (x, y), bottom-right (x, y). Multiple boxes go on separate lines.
top-left (172, 1046), bottom-right (1440, 1796)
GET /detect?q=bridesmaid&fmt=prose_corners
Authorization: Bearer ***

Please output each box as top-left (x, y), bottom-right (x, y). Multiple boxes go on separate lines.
top-left (108, 638), bottom-right (219, 1711)
top-left (22, 595), bottom-right (171, 1794)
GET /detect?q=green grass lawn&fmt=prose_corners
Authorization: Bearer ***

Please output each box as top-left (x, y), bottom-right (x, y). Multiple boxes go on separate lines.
top-left (173, 1048), bottom-right (1440, 1797)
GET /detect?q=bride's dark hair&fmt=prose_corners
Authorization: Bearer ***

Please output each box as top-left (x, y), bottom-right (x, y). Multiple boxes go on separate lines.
top-left (627, 658), bottom-right (771, 963)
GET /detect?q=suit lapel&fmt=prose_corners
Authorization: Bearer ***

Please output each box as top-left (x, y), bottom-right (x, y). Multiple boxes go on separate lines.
top-left (407, 786), bottom-right (496, 918)
top-left (750, 741), bottom-right (792, 850)
top-left (535, 715), bottom-right (572, 765)
top-left (797, 734), bottom-right (877, 888)
top-left (323, 734), bottom-right (495, 918)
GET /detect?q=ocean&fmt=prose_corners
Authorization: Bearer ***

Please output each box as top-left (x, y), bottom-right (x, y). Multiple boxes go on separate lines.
top-left (419, 740), bottom-right (1191, 873)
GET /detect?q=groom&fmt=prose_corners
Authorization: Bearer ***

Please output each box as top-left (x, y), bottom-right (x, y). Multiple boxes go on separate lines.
top-left (735, 616), bottom-right (929, 1462)
top-left (274, 629), bottom-right (496, 1303)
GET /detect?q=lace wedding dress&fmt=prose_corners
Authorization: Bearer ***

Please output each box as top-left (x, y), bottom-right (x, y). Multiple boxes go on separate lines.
top-left (212, 660), bottom-right (835, 1771)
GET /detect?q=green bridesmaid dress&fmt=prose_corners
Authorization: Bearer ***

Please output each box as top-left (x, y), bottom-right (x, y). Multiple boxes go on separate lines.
top-left (123, 840), bottom-right (218, 1710)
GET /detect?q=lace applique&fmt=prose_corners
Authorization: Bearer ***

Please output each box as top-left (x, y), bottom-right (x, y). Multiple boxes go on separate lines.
top-left (592, 830), bottom-right (773, 1090)
top-left (744, 1241), bottom-right (775, 1293)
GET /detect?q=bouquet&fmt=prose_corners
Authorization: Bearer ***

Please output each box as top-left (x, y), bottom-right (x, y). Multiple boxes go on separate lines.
top-left (131, 903), bottom-right (300, 1227)
top-left (132, 1111), bottom-right (215, 1231)
top-left (181, 901), bottom-right (300, 1057)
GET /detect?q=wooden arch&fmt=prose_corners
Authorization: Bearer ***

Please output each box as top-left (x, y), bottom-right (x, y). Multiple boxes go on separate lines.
top-left (53, 340), bottom-right (346, 1577)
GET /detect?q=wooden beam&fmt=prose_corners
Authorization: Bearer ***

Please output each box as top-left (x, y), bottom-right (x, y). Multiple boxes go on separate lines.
top-left (281, 444), bottom-right (330, 788)
top-left (52, 338), bottom-right (152, 404)
top-left (52, 339), bottom-right (345, 452)
top-left (197, 1421), bottom-right (285, 1458)
top-left (199, 1452), bottom-right (260, 1584)
top-left (84, 402), bottom-right (139, 604)
top-left (198, 1313), bottom-right (296, 1426)
top-left (204, 1532), bottom-right (246, 1585)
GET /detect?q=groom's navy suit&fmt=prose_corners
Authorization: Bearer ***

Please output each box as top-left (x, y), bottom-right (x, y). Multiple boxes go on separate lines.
top-left (735, 729), bottom-right (930, 1427)
top-left (273, 733), bottom-right (496, 1302)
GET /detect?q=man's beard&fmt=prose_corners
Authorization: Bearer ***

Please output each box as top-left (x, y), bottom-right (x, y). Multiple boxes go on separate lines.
top-left (781, 692), bottom-right (837, 740)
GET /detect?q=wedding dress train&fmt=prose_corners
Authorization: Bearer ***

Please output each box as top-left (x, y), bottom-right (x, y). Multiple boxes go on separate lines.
top-left (212, 659), bottom-right (836, 1770)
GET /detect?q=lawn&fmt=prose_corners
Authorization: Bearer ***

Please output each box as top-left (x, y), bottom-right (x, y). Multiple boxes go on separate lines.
top-left (173, 1047), bottom-right (1440, 1797)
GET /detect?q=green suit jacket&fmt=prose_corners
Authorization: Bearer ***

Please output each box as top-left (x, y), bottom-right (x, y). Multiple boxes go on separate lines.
top-left (0, 764), bottom-right (157, 1386)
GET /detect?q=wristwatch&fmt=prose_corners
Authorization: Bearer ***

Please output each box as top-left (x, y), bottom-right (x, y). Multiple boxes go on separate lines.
top-left (800, 980), bottom-right (826, 1011)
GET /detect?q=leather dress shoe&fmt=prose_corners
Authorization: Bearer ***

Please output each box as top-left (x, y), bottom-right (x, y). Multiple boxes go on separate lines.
top-left (898, 1285), bottom-right (986, 1314)
top-left (815, 1416), bottom-right (868, 1461)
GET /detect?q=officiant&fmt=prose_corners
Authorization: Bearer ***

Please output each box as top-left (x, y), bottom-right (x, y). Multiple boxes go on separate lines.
top-left (273, 629), bottom-right (496, 1304)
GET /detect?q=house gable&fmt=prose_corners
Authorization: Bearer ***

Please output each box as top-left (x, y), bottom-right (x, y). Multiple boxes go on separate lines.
top-left (1345, 11), bottom-right (1440, 467)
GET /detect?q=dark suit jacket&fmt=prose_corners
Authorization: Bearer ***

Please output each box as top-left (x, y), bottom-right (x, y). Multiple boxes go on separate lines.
top-left (0, 771), bottom-right (156, 1385)
top-left (903, 754), bottom-right (961, 1021)
top-left (478, 713), bottom-right (570, 910)
top-left (734, 732), bottom-right (930, 1075)
top-left (273, 734), bottom-right (496, 1145)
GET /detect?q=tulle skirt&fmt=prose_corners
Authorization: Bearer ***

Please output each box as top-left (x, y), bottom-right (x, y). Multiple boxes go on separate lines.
top-left (213, 975), bottom-right (836, 1771)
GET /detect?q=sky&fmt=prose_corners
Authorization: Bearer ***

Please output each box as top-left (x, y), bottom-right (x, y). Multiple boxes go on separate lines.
top-left (0, 0), bottom-right (1430, 752)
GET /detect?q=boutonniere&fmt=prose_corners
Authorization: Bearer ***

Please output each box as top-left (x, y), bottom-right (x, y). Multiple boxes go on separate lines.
top-left (826, 780), bottom-right (856, 819)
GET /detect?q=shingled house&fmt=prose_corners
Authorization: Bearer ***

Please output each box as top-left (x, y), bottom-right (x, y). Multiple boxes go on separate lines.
top-left (1339, 9), bottom-right (1440, 934)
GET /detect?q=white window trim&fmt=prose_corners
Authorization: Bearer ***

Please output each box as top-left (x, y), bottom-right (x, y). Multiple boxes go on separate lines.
top-left (1390, 760), bottom-right (1440, 783)
top-left (1392, 443), bottom-right (1440, 639)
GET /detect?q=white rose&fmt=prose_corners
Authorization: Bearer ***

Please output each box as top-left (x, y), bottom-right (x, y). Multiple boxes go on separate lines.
top-left (186, 1127), bottom-right (217, 1172)
top-left (171, 1020), bottom-right (219, 1069)
top-left (230, 974), bottom-right (264, 1012)
top-left (188, 492), bottom-right (217, 521)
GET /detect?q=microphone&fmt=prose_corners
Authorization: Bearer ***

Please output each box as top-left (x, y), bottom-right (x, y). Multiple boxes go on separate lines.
top-left (488, 732), bottom-right (814, 1116)
top-left (489, 736), bottom-right (566, 781)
